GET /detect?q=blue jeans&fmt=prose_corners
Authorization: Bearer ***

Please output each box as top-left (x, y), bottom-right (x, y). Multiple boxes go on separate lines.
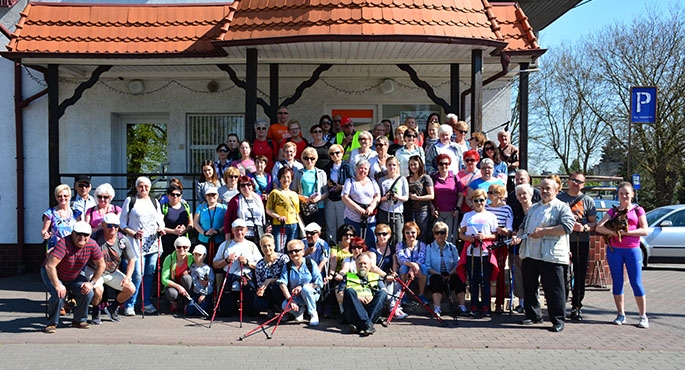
top-left (342, 288), bottom-right (387, 331)
top-left (121, 252), bottom-right (157, 309)
top-left (272, 224), bottom-right (298, 253)
top-left (282, 285), bottom-right (320, 316)
top-left (344, 217), bottom-right (376, 250)
top-left (41, 267), bottom-right (93, 326)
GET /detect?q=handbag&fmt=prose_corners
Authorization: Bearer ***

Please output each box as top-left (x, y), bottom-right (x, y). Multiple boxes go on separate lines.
top-left (299, 171), bottom-right (319, 217)
top-left (278, 188), bottom-right (307, 239)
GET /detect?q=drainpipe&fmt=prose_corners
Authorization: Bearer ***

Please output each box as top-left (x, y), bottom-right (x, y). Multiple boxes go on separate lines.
top-left (460, 53), bottom-right (511, 123)
top-left (15, 63), bottom-right (48, 274)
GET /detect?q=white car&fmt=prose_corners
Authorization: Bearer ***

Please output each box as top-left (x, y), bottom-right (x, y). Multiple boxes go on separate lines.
top-left (641, 204), bottom-right (685, 267)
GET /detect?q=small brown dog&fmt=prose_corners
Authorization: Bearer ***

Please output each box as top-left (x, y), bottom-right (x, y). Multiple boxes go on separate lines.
top-left (603, 206), bottom-right (629, 249)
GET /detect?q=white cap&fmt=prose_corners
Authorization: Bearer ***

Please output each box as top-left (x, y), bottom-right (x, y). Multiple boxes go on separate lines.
top-left (174, 236), bottom-right (192, 248)
top-left (192, 245), bottom-right (207, 255)
top-left (304, 223), bottom-right (321, 233)
top-left (72, 221), bottom-right (92, 235)
top-left (205, 187), bottom-right (219, 195)
top-left (102, 213), bottom-right (120, 225)
top-left (232, 219), bottom-right (247, 228)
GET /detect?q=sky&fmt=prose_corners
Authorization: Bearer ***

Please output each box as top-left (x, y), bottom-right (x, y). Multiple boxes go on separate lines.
top-left (538, 0), bottom-right (666, 48)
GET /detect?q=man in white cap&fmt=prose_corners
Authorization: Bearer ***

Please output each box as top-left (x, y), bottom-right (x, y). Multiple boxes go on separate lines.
top-left (87, 213), bottom-right (137, 324)
top-left (41, 221), bottom-right (105, 333)
top-left (212, 218), bottom-right (262, 316)
top-left (302, 222), bottom-right (330, 274)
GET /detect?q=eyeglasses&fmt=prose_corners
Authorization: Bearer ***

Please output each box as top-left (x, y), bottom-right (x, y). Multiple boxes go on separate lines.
top-left (57, 195), bottom-right (70, 199)
top-left (330, 151), bottom-right (342, 155)
top-left (484, 147), bottom-right (495, 151)
top-left (74, 232), bottom-right (90, 238)
top-left (312, 130), bottom-right (323, 134)
top-left (487, 191), bottom-right (499, 195)
top-left (434, 230), bottom-right (447, 235)
top-left (404, 135), bottom-right (416, 138)
top-left (277, 112), bottom-right (289, 115)
top-left (305, 231), bottom-right (318, 236)
top-left (77, 183), bottom-right (90, 188)
top-left (106, 224), bottom-right (119, 229)
top-left (321, 121), bottom-right (331, 125)
top-left (239, 183), bottom-right (252, 188)
top-left (569, 178), bottom-right (585, 185)
top-left (375, 143), bottom-right (386, 147)
top-left (287, 249), bottom-right (303, 254)
top-left (169, 193), bottom-right (182, 197)
top-left (481, 167), bottom-right (493, 170)
top-left (375, 232), bottom-right (389, 237)
top-left (219, 149), bottom-right (228, 153)
top-left (457, 130), bottom-right (468, 134)
top-left (473, 198), bottom-right (486, 204)
top-left (229, 175), bottom-right (239, 179)
top-left (350, 245), bottom-right (364, 250)
top-left (256, 127), bottom-right (267, 131)
top-left (439, 162), bottom-right (450, 166)
top-left (404, 231), bottom-right (417, 235)
top-left (303, 157), bottom-right (316, 161)
top-left (175, 245), bottom-right (190, 250)
top-left (343, 233), bottom-right (354, 237)
top-left (464, 158), bottom-right (476, 163)
top-left (97, 195), bottom-right (110, 200)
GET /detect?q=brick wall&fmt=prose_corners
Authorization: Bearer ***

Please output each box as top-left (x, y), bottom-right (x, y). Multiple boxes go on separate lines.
top-left (586, 235), bottom-right (612, 287)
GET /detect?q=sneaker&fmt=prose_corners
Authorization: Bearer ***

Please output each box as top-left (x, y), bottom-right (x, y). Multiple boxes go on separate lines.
top-left (309, 311), bottom-right (319, 326)
top-left (123, 307), bottom-right (136, 316)
top-left (104, 304), bottom-right (120, 323)
top-left (638, 315), bottom-right (649, 328)
top-left (457, 306), bottom-right (469, 316)
top-left (71, 321), bottom-right (90, 329)
top-left (89, 307), bottom-right (102, 325)
top-left (44, 325), bottom-right (56, 334)
top-left (514, 305), bottom-right (524, 314)
top-left (418, 294), bottom-right (429, 305)
top-left (434, 305), bottom-right (442, 317)
top-left (360, 324), bottom-right (376, 336)
top-left (293, 313), bottom-right (306, 323)
top-left (143, 304), bottom-right (157, 314)
top-left (612, 313), bottom-right (626, 325)
top-left (394, 307), bottom-right (408, 319)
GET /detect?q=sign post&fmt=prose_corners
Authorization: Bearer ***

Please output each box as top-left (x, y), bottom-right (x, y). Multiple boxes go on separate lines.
top-left (632, 173), bottom-right (641, 202)
top-left (629, 87), bottom-right (657, 177)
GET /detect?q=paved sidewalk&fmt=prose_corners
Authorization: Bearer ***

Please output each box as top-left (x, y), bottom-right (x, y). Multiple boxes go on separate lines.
top-left (1, 265), bottom-right (684, 369)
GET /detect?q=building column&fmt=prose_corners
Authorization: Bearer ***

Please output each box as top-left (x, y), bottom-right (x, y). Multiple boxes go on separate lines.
top-left (519, 62), bottom-right (529, 170)
top-left (470, 50), bottom-right (483, 133)
top-left (245, 49), bottom-right (258, 142)
top-left (450, 63), bottom-right (460, 116)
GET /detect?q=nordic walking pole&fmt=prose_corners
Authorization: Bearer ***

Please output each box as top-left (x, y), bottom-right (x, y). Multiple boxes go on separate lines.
top-left (209, 236), bottom-right (216, 303)
top-left (157, 236), bottom-right (162, 312)
top-left (139, 236), bottom-right (145, 319)
top-left (183, 292), bottom-right (209, 318)
top-left (239, 261), bottom-right (244, 328)
top-left (478, 239), bottom-right (485, 315)
top-left (209, 259), bottom-right (233, 328)
top-left (279, 225), bottom-right (286, 253)
top-left (394, 275), bottom-right (448, 327)
top-left (238, 296), bottom-right (294, 341)
top-left (387, 274), bottom-right (413, 324)
top-left (509, 243), bottom-right (516, 317)
top-left (269, 295), bottom-right (294, 338)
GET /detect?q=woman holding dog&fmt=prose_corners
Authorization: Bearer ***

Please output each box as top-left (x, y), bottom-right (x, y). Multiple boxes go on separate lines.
top-left (596, 181), bottom-right (649, 328)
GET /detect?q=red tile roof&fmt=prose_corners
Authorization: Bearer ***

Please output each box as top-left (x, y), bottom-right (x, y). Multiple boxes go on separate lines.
top-left (490, 2), bottom-right (539, 51)
top-left (6, 2), bottom-right (237, 56)
top-left (5, 0), bottom-right (540, 57)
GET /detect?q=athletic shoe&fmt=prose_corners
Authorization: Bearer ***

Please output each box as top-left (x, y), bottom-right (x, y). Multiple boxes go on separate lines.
top-left (457, 306), bottom-right (470, 316)
top-left (434, 305), bottom-right (442, 317)
top-left (360, 324), bottom-right (376, 336)
top-left (104, 304), bottom-right (120, 323)
top-left (638, 315), bottom-right (649, 328)
top-left (71, 321), bottom-right (90, 329)
top-left (417, 294), bottom-right (429, 305)
top-left (293, 313), bottom-right (306, 323)
top-left (394, 307), bottom-right (408, 319)
top-left (309, 311), bottom-right (319, 326)
top-left (44, 325), bottom-right (56, 334)
top-left (514, 305), bottom-right (524, 314)
top-left (123, 307), bottom-right (136, 316)
top-left (143, 304), bottom-right (157, 314)
top-left (89, 307), bottom-right (102, 325)
top-left (612, 313), bottom-right (626, 325)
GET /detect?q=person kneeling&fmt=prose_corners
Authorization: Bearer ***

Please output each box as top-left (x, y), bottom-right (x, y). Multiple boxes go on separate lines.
top-left (278, 240), bottom-right (323, 326)
top-left (342, 254), bottom-right (387, 336)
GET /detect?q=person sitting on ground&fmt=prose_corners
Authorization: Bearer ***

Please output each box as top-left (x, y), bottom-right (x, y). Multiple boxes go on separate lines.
top-left (213, 219), bottom-right (262, 317)
top-left (161, 236), bottom-right (194, 313)
top-left (87, 214), bottom-right (136, 325)
top-left (41, 221), bottom-right (105, 333)
top-left (341, 253), bottom-right (387, 336)
top-left (186, 244), bottom-right (214, 316)
top-left (278, 239), bottom-right (323, 326)
top-left (254, 234), bottom-right (289, 316)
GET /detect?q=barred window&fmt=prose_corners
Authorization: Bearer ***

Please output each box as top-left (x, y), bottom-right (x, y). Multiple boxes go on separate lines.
top-left (186, 114), bottom-right (244, 173)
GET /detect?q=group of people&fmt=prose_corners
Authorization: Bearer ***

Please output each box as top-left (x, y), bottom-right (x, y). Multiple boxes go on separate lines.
top-left (40, 110), bottom-right (649, 336)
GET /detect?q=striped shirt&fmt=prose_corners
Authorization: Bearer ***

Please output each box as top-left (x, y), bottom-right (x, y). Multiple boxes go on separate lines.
top-left (485, 204), bottom-right (514, 230)
top-left (48, 236), bottom-right (103, 281)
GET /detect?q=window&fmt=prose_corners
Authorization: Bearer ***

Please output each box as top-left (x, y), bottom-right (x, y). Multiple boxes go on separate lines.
top-left (186, 114), bottom-right (244, 173)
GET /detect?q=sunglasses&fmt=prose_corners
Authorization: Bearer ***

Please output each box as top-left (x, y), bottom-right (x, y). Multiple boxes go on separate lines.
top-left (305, 231), bottom-right (318, 236)
top-left (343, 233), bottom-right (354, 237)
top-left (487, 191), bottom-right (499, 195)
top-left (77, 183), bottom-right (90, 188)
top-left (404, 231), bottom-right (417, 235)
top-left (312, 130), bottom-right (323, 134)
top-left (569, 178), bottom-right (585, 184)
top-left (439, 162), bottom-right (450, 166)
top-left (169, 193), bottom-right (182, 197)
top-left (106, 224), bottom-right (119, 229)
top-left (433, 230), bottom-right (447, 235)
top-left (464, 158), bottom-right (476, 163)
top-left (219, 149), bottom-right (228, 153)
top-left (404, 135), bottom-right (416, 138)
top-left (375, 232), bottom-right (389, 237)
top-left (239, 183), bottom-right (252, 188)
top-left (330, 151), bottom-right (342, 155)
top-left (457, 130), bottom-right (468, 134)
top-left (277, 112), bottom-right (289, 115)
top-left (256, 127), bottom-right (267, 131)
top-left (175, 245), bottom-right (190, 250)
top-left (350, 245), bottom-right (364, 250)
top-left (74, 232), bottom-right (90, 238)
top-left (229, 175), bottom-right (239, 179)
top-left (333, 119), bottom-right (341, 123)
top-left (97, 195), bottom-right (110, 200)
top-left (303, 157), bottom-right (316, 161)
top-left (287, 249), bottom-right (303, 254)
top-left (321, 121), bottom-right (331, 125)
top-left (473, 198), bottom-right (486, 204)
top-left (375, 143), bottom-right (386, 147)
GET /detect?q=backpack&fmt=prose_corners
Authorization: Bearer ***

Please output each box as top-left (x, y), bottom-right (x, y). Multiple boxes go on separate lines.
top-left (126, 195), bottom-right (160, 224)
top-left (286, 257), bottom-right (316, 277)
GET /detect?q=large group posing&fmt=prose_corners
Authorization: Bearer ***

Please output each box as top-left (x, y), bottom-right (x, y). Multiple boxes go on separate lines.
top-left (40, 107), bottom-right (650, 335)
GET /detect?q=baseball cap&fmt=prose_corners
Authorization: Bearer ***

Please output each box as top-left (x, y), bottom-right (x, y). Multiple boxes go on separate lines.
top-left (304, 223), bottom-right (321, 233)
top-left (232, 219), bottom-right (247, 228)
top-left (72, 221), bottom-right (92, 235)
top-left (192, 245), bottom-right (207, 255)
top-left (102, 213), bottom-right (120, 225)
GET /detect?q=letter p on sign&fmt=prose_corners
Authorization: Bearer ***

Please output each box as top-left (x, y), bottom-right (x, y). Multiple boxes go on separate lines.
top-left (631, 87), bottom-right (657, 124)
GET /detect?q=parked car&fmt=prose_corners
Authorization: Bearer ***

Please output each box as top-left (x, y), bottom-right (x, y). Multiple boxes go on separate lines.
top-left (640, 204), bottom-right (685, 266)
top-left (594, 199), bottom-right (620, 221)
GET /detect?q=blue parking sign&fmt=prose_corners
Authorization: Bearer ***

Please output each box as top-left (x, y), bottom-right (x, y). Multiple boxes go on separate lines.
top-left (631, 87), bottom-right (657, 123)
top-left (632, 173), bottom-right (641, 190)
